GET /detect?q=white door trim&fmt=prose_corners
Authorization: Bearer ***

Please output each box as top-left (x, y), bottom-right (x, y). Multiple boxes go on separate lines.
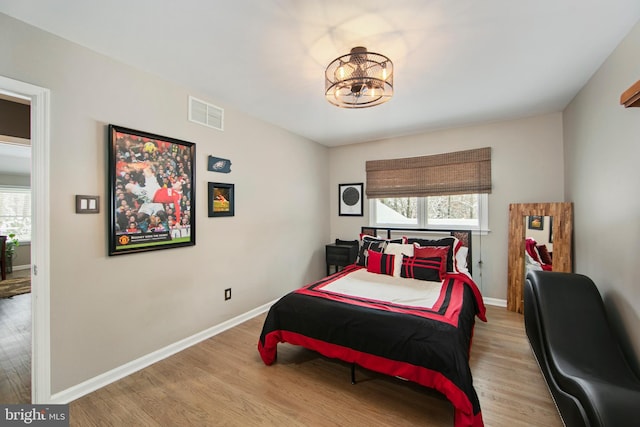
top-left (0, 75), bottom-right (51, 403)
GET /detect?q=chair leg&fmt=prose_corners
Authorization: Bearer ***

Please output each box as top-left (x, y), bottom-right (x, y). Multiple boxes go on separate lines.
top-left (351, 363), bottom-right (356, 384)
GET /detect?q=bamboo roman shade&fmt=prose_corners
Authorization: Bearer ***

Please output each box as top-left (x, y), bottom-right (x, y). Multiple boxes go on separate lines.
top-left (365, 147), bottom-right (492, 198)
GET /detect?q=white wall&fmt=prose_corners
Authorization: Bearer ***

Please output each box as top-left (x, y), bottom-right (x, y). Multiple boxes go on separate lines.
top-left (0, 13), bottom-right (329, 393)
top-left (329, 113), bottom-right (565, 299)
top-left (564, 19), bottom-right (640, 372)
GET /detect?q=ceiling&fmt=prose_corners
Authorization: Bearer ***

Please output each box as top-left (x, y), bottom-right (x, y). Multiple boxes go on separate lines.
top-left (1, 1), bottom-right (639, 147)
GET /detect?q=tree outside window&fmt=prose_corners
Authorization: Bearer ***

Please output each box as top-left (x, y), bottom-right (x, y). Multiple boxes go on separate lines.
top-left (373, 193), bottom-right (487, 230)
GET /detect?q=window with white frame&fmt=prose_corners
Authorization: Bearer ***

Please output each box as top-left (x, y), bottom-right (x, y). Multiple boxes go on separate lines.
top-left (369, 193), bottom-right (488, 231)
top-left (0, 187), bottom-right (31, 241)
top-left (366, 148), bottom-right (491, 231)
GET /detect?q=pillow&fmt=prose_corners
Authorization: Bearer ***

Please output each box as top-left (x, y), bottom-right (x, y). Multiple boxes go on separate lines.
top-left (405, 236), bottom-right (461, 273)
top-left (455, 246), bottom-right (469, 272)
top-left (366, 250), bottom-right (395, 276)
top-left (413, 245), bottom-right (449, 259)
top-left (384, 242), bottom-right (414, 256)
top-left (356, 235), bottom-right (404, 267)
top-left (400, 255), bottom-right (445, 282)
top-left (384, 243), bottom-right (414, 277)
top-left (537, 244), bottom-right (552, 265)
top-left (356, 236), bottom-right (387, 267)
top-left (413, 245), bottom-right (449, 277)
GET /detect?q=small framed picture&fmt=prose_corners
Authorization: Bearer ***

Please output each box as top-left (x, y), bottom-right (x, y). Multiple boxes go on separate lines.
top-left (339, 183), bottom-right (363, 216)
top-left (528, 215), bottom-right (544, 230)
top-left (208, 182), bottom-right (234, 217)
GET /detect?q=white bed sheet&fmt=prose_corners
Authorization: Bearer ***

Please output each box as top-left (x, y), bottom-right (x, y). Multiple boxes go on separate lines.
top-left (322, 268), bottom-right (442, 308)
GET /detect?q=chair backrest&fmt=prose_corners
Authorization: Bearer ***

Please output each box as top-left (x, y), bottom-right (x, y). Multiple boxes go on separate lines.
top-left (335, 239), bottom-right (358, 247)
top-left (526, 270), bottom-right (635, 383)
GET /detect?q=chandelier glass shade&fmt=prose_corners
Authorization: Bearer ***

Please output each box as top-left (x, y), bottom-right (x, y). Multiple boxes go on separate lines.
top-left (325, 46), bottom-right (394, 108)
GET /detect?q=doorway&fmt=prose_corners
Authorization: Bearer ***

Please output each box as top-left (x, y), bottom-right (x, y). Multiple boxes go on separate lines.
top-left (0, 133), bottom-right (32, 403)
top-left (0, 75), bottom-right (51, 403)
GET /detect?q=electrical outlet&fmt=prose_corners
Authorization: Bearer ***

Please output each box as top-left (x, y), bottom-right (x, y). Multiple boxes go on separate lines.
top-left (224, 288), bottom-right (231, 301)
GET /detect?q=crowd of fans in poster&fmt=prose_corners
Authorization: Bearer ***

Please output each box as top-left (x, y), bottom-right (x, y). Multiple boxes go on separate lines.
top-left (113, 131), bottom-right (192, 246)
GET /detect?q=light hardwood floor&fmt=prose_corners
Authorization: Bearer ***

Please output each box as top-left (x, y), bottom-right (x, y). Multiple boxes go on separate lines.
top-left (0, 269), bottom-right (32, 404)
top-left (67, 305), bottom-right (562, 426)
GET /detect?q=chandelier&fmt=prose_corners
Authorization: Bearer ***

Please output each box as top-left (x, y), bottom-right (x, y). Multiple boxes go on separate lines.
top-left (325, 46), bottom-right (394, 108)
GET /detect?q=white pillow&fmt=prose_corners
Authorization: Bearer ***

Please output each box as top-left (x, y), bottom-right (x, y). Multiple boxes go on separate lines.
top-left (456, 246), bottom-right (469, 273)
top-left (384, 243), bottom-right (414, 277)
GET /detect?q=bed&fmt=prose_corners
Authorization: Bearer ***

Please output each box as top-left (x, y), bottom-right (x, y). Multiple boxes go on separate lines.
top-left (258, 227), bottom-right (486, 427)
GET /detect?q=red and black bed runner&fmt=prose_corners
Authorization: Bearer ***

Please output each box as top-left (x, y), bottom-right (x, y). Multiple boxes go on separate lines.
top-left (258, 268), bottom-right (486, 426)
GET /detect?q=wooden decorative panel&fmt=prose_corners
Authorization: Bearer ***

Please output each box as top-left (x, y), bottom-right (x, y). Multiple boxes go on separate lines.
top-left (620, 80), bottom-right (640, 108)
top-left (507, 202), bottom-right (573, 313)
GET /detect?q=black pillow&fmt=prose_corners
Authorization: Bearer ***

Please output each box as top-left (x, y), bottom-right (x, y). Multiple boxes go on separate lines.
top-left (356, 236), bottom-right (387, 267)
top-left (406, 237), bottom-right (459, 273)
top-left (400, 255), bottom-right (444, 282)
top-left (356, 236), bottom-right (404, 267)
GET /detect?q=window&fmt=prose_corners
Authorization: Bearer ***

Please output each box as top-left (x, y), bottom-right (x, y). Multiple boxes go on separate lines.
top-left (365, 148), bottom-right (491, 231)
top-left (0, 187), bottom-right (31, 241)
top-left (370, 193), bottom-right (488, 231)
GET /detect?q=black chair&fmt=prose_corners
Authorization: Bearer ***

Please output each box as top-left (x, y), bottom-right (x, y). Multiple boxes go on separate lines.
top-left (524, 271), bottom-right (640, 427)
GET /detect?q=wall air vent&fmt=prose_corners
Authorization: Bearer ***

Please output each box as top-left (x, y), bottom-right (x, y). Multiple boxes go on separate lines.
top-left (189, 96), bottom-right (224, 130)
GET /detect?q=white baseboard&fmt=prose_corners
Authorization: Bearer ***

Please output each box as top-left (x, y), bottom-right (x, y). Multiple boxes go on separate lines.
top-left (483, 297), bottom-right (507, 307)
top-left (49, 294), bottom-right (508, 404)
top-left (50, 298), bottom-right (279, 404)
top-left (12, 264), bottom-right (31, 271)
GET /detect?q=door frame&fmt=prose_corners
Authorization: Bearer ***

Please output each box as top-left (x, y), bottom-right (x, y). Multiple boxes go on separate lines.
top-left (0, 75), bottom-right (51, 403)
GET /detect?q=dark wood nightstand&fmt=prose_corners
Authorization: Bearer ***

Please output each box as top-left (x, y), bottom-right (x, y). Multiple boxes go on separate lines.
top-left (325, 243), bottom-right (358, 276)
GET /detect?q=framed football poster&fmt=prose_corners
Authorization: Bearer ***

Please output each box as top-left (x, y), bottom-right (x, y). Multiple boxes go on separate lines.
top-left (108, 124), bottom-right (195, 255)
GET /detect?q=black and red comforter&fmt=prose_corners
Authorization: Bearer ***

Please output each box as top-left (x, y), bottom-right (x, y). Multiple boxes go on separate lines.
top-left (258, 265), bottom-right (487, 427)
